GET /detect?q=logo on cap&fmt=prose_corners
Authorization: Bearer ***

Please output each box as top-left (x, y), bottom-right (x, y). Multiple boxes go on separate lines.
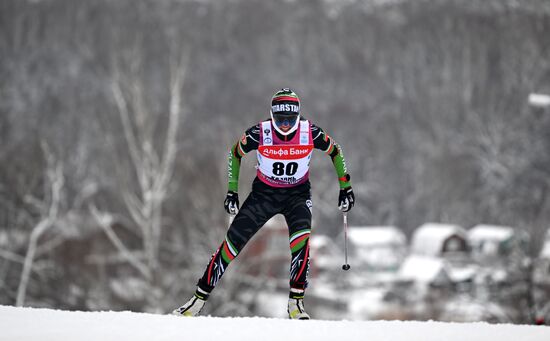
top-left (271, 104), bottom-right (300, 113)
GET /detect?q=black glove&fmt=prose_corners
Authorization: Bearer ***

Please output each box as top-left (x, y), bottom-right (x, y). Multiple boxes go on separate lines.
top-left (338, 187), bottom-right (355, 212)
top-left (224, 191), bottom-right (239, 215)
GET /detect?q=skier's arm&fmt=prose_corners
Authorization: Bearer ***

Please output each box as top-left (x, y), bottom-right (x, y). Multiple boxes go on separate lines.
top-left (312, 125), bottom-right (351, 189)
top-left (227, 143), bottom-right (242, 193)
top-left (312, 124), bottom-right (355, 212)
top-left (227, 125), bottom-right (260, 193)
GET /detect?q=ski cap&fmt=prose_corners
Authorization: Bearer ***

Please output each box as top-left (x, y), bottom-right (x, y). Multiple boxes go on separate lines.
top-left (270, 88), bottom-right (300, 136)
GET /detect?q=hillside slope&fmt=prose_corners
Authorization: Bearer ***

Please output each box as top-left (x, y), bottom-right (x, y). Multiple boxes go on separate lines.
top-left (1, 305), bottom-right (549, 341)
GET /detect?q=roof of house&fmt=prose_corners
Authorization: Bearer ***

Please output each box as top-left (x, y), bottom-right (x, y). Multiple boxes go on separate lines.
top-left (347, 226), bottom-right (406, 247)
top-left (468, 224), bottom-right (514, 244)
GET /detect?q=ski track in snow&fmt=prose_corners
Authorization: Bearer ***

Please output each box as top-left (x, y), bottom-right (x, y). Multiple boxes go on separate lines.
top-left (1, 305), bottom-right (549, 341)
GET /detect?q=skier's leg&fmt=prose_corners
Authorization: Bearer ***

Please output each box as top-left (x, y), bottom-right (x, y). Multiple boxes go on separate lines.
top-left (284, 194), bottom-right (312, 291)
top-left (175, 190), bottom-right (277, 316)
top-left (283, 192), bottom-right (312, 319)
top-left (197, 190), bottom-right (278, 292)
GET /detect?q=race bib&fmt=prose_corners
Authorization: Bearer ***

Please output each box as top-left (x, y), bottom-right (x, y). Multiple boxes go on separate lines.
top-left (257, 120), bottom-right (313, 187)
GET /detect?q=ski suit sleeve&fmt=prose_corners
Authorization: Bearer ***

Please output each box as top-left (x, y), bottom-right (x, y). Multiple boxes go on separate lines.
top-left (312, 124), bottom-right (352, 189)
top-left (227, 125), bottom-right (260, 192)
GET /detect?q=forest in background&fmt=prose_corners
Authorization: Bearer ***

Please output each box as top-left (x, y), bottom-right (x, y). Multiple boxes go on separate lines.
top-left (1, 0), bottom-right (550, 316)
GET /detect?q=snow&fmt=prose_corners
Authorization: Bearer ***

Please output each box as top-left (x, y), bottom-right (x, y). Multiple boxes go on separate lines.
top-left (348, 288), bottom-right (387, 319)
top-left (1, 305), bottom-right (549, 341)
top-left (439, 298), bottom-right (512, 323)
top-left (398, 255), bottom-right (447, 283)
top-left (447, 265), bottom-right (477, 283)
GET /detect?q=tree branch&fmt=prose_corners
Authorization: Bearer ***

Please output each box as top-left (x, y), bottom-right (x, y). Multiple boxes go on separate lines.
top-left (89, 204), bottom-right (151, 280)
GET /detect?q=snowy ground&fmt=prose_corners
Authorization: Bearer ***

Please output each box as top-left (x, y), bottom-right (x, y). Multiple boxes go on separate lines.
top-left (1, 305), bottom-right (549, 341)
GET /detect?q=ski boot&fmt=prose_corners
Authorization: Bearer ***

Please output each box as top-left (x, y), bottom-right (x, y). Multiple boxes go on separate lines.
top-left (288, 297), bottom-right (310, 320)
top-left (173, 289), bottom-right (209, 317)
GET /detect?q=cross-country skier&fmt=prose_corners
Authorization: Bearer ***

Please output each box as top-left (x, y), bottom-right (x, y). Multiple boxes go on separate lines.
top-left (173, 88), bottom-right (355, 319)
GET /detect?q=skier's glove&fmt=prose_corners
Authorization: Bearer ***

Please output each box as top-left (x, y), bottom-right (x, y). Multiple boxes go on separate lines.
top-left (338, 187), bottom-right (355, 212)
top-left (224, 191), bottom-right (239, 215)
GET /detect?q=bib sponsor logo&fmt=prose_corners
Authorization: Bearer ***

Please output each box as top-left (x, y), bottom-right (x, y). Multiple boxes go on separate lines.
top-left (258, 145), bottom-right (314, 160)
top-left (264, 175), bottom-right (300, 184)
top-left (262, 127), bottom-right (273, 145)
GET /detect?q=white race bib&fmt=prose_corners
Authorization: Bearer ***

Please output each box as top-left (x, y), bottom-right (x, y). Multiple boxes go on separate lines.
top-left (257, 120), bottom-right (313, 187)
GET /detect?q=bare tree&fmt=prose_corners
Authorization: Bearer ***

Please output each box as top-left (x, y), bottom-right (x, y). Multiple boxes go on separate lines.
top-left (90, 48), bottom-right (189, 310)
top-left (15, 144), bottom-right (64, 306)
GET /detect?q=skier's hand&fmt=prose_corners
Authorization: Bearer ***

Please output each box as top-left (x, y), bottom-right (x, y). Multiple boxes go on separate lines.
top-left (224, 191), bottom-right (239, 215)
top-left (338, 187), bottom-right (355, 212)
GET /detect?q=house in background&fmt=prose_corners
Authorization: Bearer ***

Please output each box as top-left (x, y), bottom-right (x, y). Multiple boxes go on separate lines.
top-left (346, 226), bottom-right (407, 274)
top-left (410, 223), bottom-right (469, 258)
top-left (385, 223), bottom-right (478, 320)
top-left (468, 224), bottom-right (529, 265)
top-left (410, 223), bottom-right (474, 285)
top-left (311, 226), bottom-right (407, 287)
top-left (468, 224), bottom-right (530, 285)
top-left (466, 224), bottom-right (532, 322)
top-left (395, 223), bottom-right (470, 298)
top-left (392, 255), bottom-right (454, 311)
top-left (398, 255), bottom-right (451, 288)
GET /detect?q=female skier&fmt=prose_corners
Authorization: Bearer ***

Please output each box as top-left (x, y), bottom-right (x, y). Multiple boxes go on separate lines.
top-left (173, 88), bottom-right (354, 319)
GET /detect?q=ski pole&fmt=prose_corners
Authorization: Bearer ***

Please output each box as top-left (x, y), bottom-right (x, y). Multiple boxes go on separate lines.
top-left (342, 212), bottom-right (351, 271)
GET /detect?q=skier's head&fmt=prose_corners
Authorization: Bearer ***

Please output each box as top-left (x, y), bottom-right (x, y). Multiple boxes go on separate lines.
top-left (270, 88), bottom-right (300, 136)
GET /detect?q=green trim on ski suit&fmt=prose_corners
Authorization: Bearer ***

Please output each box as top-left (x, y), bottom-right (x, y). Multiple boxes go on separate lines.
top-left (330, 144), bottom-right (351, 189)
top-left (227, 120), bottom-right (351, 192)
